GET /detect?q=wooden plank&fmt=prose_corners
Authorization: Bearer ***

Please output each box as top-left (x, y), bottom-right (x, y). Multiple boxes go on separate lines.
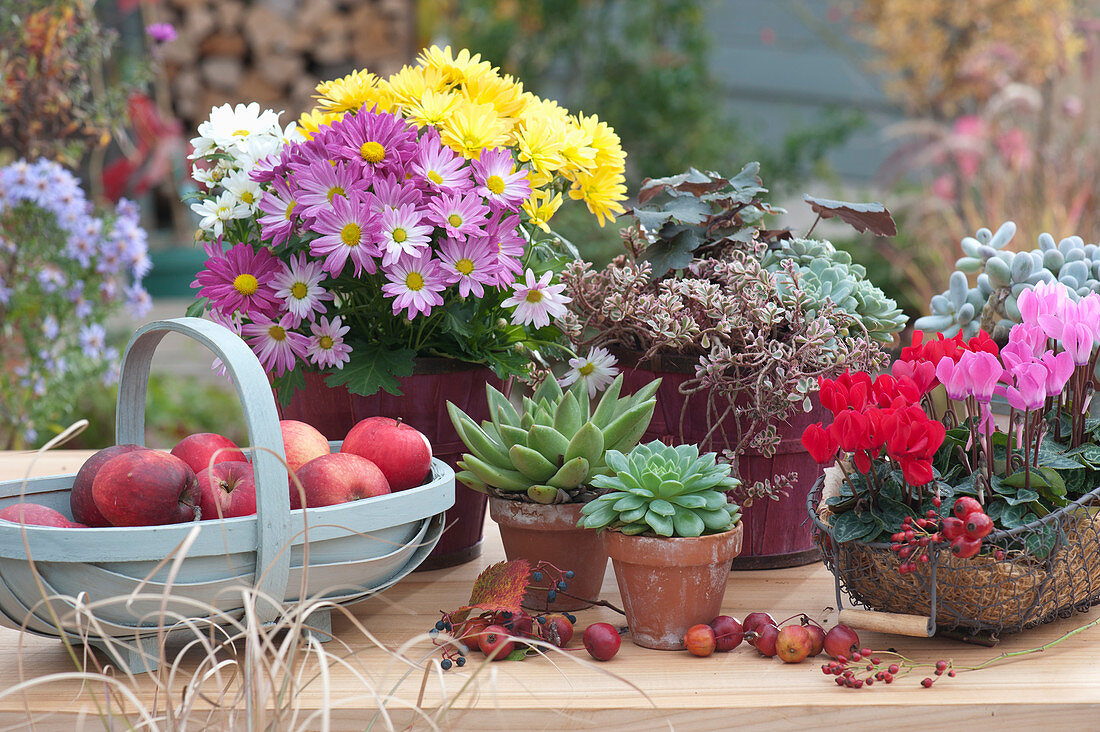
top-left (1, 451), bottom-right (1100, 726)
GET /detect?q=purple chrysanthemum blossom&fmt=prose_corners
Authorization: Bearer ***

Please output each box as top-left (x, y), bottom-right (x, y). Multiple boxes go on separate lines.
top-left (270, 253), bottom-right (333, 325)
top-left (124, 283), bottom-right (153, 318)
top-left (256, 177), bottom-right (299, 246)
top-left (310, 193), bottom-right (382, 276)
top-left (438, 237), bottom-right (499, 298)
top-left (79, 323), bottom-right (107, 359)
top-left (328, 108), bottom-right (419, 179)
top-left (381, 252), bottom-right (447, 319)
top-left (427, 191), bottom-right (490, 241)
top-left (191, 241), bottom-right (282, 318)
top-left (412, 129), bottom-right (472, 195)
top-left (146, 23), bottom-right (177, 43)
top-left (471, 147), bottom-right (530, 211)
top-left (294, 159), bottom-right (365, 219)
top-left (370, 173), bottom-right (424, 213)
top-left (306, 316), bottom-right (352, 370)
top-left (484, 212), bottom-right (526, 284)
top-left (502, 268), bottom-right (571, 328)
top-left (242, 312), bottom-right (309, 376)
top-left (376, 203), bottom-right (433, 266)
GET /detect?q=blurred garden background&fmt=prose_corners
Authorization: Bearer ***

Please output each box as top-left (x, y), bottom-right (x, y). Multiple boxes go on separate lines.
top-left (1, 0), bottom-right (1096, 448)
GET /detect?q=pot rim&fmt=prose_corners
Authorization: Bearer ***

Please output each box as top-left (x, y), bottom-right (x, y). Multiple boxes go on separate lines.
top-left (602, 522), bottom-right (744, 566)
top-left (489, 496), bottom-right (588, 530)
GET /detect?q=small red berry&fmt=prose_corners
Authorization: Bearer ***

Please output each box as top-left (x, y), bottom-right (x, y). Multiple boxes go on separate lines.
top-left (995, 550), bottom-right (1006, 560)
top-left (865, 678), bottom-right (874, 686)
top-left (935, 660), bottom-right (948, 671)
top-left (933, 496), bottom-right (942, 507)
top-left (965, 512), bottom-right (994, 539)
top-left (941, 516), bottom-right (965, 540)
top-left (884, 673), bottom-right (894, 683)
top-left (951, 535), bottom-right (982, 559)
top-left (953, 496), bottom-right (983, 519)
top-left (948, 670), bottom-right (956, 677)
top-left (860, 648), bottom-right (872, 657)
top-left (888, 664), bottom-right (899, 674)
top-left (853, 679), bottom-right (864, 689)
top-left (926, 508), bottom-right (938, 517)
top-left (921, 678), bottom-right (934, 688)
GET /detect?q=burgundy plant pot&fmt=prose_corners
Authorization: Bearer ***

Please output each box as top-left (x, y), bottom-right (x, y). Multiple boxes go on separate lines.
top-left (277, 359), bottom-right (500, 569)
top-left (618, 353), bottom-right (829, 570)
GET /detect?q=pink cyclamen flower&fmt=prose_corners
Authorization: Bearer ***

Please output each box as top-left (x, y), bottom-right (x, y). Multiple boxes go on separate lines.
top-left (428, 191), bottom-right (490, 241)
top-left (503, 268), bottom-right (571, 329)
top-left (471, 147), bottom-right (531, 211)
top-left (1040, 350), bottom-right (1074, 397)
top-left (412, 129), bottom-right (472, 195)
top-left (146, 23), bottom-right (177, 42)
top-left (191, 241), bottom-right (281, 319)
top-left (269, 253), bottom-right (332, 325)
top-left (438, 237), bottom-right (499, 298)
top-left (376, 203), bottom-right (433, 266)
top-left (242, 313), bottom-right (309, 376)
top-left (381, 253), bottom-right (446, 319)
top-left (1005, 362), bottom-right (1049, 412)
top-left (1020, 280), bottom-right (1069, 329)
top-left (1059, 319), bottom-right (1095, 366)
top-left (935, 350), bottom-right (1002, 402)
top-left (306, 316), bottom-right (352, 370)
top-left (310, 194), bottom-right (381, 276)
top-left (1007, 322), bottom-right (1047, 358)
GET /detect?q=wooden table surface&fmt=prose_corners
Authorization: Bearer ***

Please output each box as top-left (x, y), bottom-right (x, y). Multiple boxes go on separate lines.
top-left (2, 450), bottom-right (1100, 729)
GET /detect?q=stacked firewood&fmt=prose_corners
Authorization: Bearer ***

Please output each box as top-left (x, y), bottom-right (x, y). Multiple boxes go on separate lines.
top-left (158, 0), bottom-right (415, 129)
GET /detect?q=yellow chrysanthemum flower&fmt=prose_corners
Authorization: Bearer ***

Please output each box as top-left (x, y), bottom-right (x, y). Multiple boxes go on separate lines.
top-left (297, 108), bottom-right (344, 139)
top-left (383, 64), bottom-right (451, 106)
top-left (576, 113), bottom-right (626, 169)
top-left (558, 122), bottom-right (598, 176)
top-left (522, 188), bottom-right (564, 232)
top-left (440, 100), bottom-right (511, 158)
top-left (416, 45), bottom-right (494, 87)
top-left (514, 116), bottom-right (566, 175)
top-left (463, 72), bottom-right (527, 121)
top-left (525, 168), bottom-right (557, 190)
top-left (568, 166), bottom-right (628, 227)
top-left (404, 89), bottom-right (461, 129)
top-left (314, 69), bottom-right (388, 113)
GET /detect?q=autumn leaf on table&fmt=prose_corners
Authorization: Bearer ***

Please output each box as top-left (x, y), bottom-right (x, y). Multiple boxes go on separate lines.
top-left (448, 559), bottom-right (532, 623)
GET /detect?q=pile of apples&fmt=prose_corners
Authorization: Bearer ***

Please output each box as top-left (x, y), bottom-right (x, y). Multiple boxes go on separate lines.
top-left (0, 418), bottom-right (433, 529)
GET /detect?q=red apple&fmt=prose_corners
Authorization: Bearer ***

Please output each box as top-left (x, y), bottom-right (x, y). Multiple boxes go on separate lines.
top-left (709, 615), bottom-right (744, 651)
top-left (70, 444), bottom-right (147, 526)
top-left (775, 625), bottom-right (814, 664)
top-left (292, 453), bottom-right (390, 509)
top-left (92, 451), bottom-right (200, 526)
top-left (477, 624), bottom-right (515, 659)
top-left (280, 420), bottom-right (330, 473)
top-left (196, 461), bottom-right (257, 519)
top-left (171, 433), bottom-right (247, 475)
top-left (340, 417), bottom-right (431, 491)
top-left (0, 503), bottom-right (86, 528)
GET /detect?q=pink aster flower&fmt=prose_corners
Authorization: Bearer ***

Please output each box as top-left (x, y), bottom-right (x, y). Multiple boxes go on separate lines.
top-left (329, 108), bottom-right (418, 178)
top-left (472, 147), bottom-right (530, 211)
top-left (256, 177), bottom-right (299, 246)
top-left (381, 253), bottom-right (447, 319)
top-left (306, 316), bottom-right (352, 370)
top-left (427, 191), bottom-right (489, 241)
top-left (503, 268), bottom-right (571, 328)
top-left (412, 129), bottom-right (472, 195)
top-left (371, 173), bottom-right (424, 213)
top-left (242, 312), bottom-right (309, 376)
top-left (484, 212), bottom-right (526, 284)
top-left (270, 253), bottom-right (332, 325)
top-left (310, 194), bottom-right (382, 276)
top-left (191, 241), bottom-right (281, 318)
top-left (294, 160), bottom-right (365, 219)
top-left (377, 203), bottom-right (433, 266)
top-left (438, 237), bottom-right (499, 298)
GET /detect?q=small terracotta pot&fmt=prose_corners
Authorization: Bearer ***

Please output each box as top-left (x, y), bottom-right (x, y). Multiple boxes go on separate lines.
top-left (489, 497), bottom-right (608, 612)
top-left (604, 524), bottom-right (744, 650)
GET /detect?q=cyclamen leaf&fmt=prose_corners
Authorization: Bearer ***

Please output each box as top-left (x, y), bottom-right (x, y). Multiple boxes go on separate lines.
top-left (803, 194), bottom-right (898, 237)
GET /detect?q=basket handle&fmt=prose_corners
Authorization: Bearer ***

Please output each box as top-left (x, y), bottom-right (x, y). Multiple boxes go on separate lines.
top-left (115, 317), bottom-right (291, 625)
top-left (838, 609), bottom-right (934, 638)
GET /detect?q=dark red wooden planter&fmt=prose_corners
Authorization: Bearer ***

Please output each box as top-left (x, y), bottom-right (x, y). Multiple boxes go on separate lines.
top-left (277, 359), bottom-right (500, 570)
top-left (618, 353), bottom-right (828, 570)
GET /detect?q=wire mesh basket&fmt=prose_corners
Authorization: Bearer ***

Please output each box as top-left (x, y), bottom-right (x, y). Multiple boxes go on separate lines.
top-left (808, 472), bottom-right (1100, 635)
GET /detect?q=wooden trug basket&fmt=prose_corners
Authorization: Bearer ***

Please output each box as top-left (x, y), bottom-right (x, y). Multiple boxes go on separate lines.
top-left (0, 318), bottom-right (453, 669)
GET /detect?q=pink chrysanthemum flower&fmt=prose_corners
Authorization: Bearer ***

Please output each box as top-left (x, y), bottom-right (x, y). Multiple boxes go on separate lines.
top-left (311, 194), bottom-right (382, 276)
top-left (484, 213), bottom-right (526, 284)
top-left (242, 312), bottom-right (309, 376)
top-left (413, 130), bottom-right (472, 195)
top-left (270, 253), bottom-right (332, 325)
top-left (427, 191), bottom-right (489, 241)
top-left (377, 203), bottom-right (433, 266)
top-left (191, 241), bottom-right (281, 318)
top-left (306, 315), bottom-right (353, 370)
top-left (294, 160), bottom-right (365, 219)
top-left (472, 147), bottom-right (530, 211)
top-left (329, 108), bottom-right (418, 178)
top-left (371, 174), bottom-right (424, 213)
top-left (381, 253), bottom-right (447, 319)
top-left (502, 268), bottom-right (571, 328)
top-left (256, 177), bottom-right (299, 246)
top-left (438, 237), bottom-right (499, 298)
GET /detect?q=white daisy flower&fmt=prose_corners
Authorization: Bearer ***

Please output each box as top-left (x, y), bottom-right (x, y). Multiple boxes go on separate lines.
top-left (223, 170), bottom-right (264, 213)
top-left (502, 268), bottom-right (571, 329)
top-left (558, 347), bottom-right (619, 398)
top-left (198, 102), bottom-right (282, 152)
top-left (270, 253), bottom-right (332, 325)
top-left (306, 316), bottom-right (352, 370)
top-left (190, 191), bottom-right (249, 237)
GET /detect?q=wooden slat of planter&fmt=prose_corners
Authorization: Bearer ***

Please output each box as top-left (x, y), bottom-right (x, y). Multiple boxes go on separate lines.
top-left (1, 451), bottom-right (1100, 727)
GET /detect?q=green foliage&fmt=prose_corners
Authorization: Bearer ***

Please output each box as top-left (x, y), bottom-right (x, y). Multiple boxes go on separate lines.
top-left (578, 440), bottom-right (741, 537)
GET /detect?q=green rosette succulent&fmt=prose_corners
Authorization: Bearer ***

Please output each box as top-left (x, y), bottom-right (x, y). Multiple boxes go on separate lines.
top-left (448, 374), bottom-right (659, 504)
top-left (577, 441), bottom-right (741, 537)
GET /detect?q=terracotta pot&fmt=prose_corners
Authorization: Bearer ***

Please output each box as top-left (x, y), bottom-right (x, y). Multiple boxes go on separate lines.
top-left (604, 524), bottom-right (743, 650)
top-left (489, 497), bottom-right (608, 612)
top-left (617, 353), bottom-right (827, 569)
top-left (277, 360), bottom-right (500, 569)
